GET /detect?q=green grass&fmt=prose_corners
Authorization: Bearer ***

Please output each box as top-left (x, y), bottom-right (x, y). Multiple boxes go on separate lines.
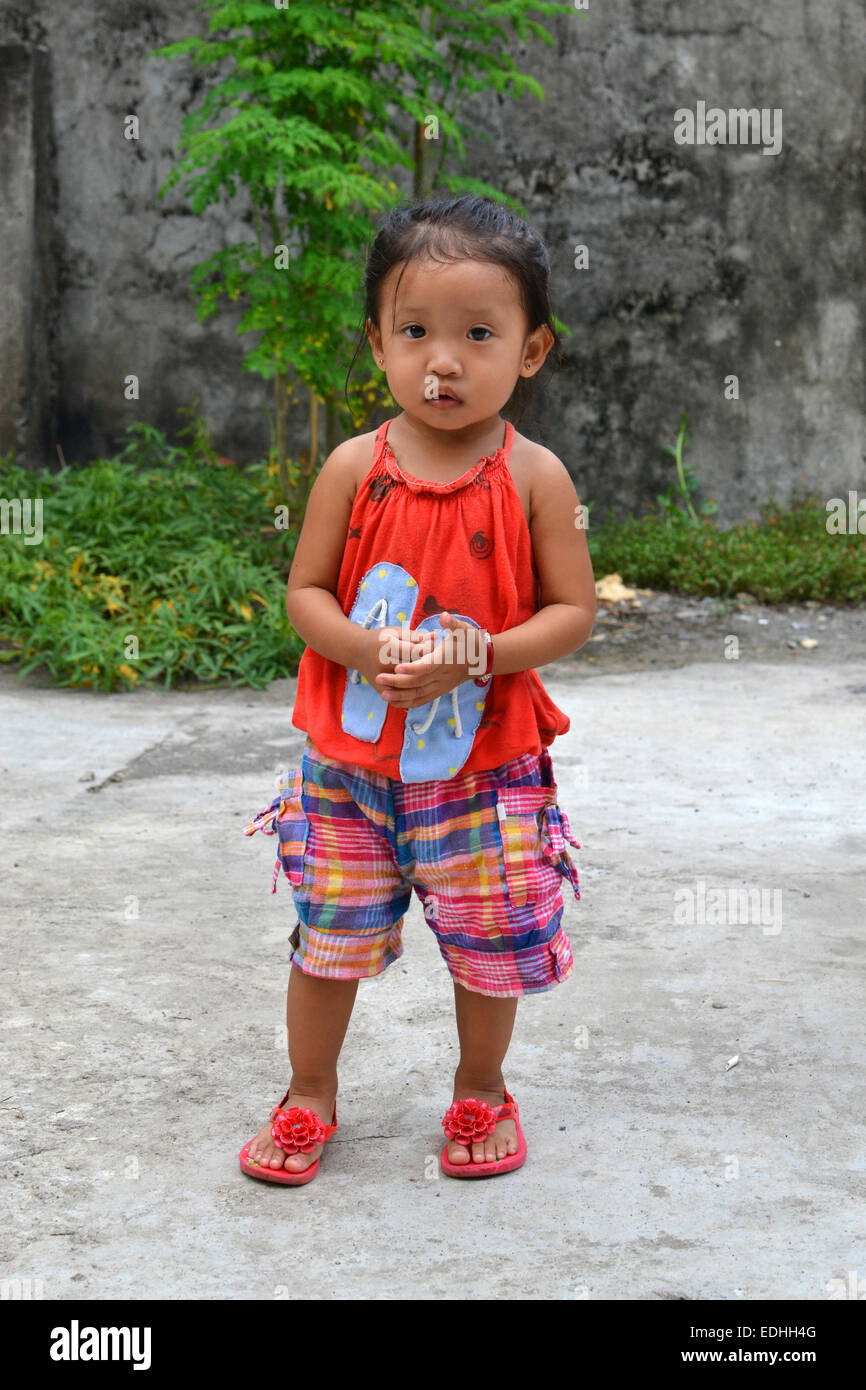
top-left (584, 414), bottom-right (864, 604)
top-left (0, 422), bottom-right (303, 691)
top-left (1, 419), bottom-right (862, 695)
top-left (586, 489), bottom-right (865, 605)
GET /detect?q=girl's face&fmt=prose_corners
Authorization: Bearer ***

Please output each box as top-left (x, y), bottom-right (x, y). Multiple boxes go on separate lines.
top-left (367, 255), bottom-right (553, 432)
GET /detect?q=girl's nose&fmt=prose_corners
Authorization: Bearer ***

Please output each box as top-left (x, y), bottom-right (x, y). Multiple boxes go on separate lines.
top-left (426, 347), bottom-right (461, 375)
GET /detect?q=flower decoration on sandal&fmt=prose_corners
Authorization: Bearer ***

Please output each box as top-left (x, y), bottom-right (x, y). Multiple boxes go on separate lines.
top-left (271, 1106), bottom-right (326, 1155)
top-left (441, 1097), bottom-right (498, 1146)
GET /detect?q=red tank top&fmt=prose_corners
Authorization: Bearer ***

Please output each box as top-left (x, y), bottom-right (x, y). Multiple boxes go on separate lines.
top-left (290, 417), bottom-right (570, 780)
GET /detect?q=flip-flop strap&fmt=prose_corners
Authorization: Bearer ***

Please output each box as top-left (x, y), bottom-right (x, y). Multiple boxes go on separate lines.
top-left (445, 1097), bottom-right (517, 1142)
top-left (269, 1114), bottom-right (338, 1143)
top-left (269, 1093), bottom-right (338, 1135)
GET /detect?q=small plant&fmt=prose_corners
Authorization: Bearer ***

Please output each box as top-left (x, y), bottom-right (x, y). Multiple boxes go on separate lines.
top-left (175, 398), bottom-right (220, 466)
top-left (655, 412), bottom-right (718, 525)
top-left (112, 421), bottom-right (180, 471)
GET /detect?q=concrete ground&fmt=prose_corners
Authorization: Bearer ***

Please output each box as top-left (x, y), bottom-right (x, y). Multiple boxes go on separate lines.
top-left (1, 632), bottom-right (864, 1301)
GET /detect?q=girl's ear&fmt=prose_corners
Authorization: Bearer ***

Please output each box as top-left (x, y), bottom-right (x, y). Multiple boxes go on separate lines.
top-left (365, 319), bottom-right (382, 357)
top-left (523, 324), bottom-right (555, 373)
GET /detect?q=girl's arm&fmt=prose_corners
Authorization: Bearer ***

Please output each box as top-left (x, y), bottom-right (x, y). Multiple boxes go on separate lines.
top-left (284, 441), bottom-right (370, 669)
top-left (490, 447), bottom-right (596, 675)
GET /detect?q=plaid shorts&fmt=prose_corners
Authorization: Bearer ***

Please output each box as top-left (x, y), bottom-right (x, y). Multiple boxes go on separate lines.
top-left (243, 734), bottom-right (581, 998)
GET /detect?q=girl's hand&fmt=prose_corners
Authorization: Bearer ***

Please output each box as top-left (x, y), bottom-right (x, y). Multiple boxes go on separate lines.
top-left (375, 613), bottom-right (487, 710)
top-left (351, 625), bottom-right (437, 698)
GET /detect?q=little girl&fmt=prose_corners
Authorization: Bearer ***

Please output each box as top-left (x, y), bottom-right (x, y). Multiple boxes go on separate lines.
top-left (239, 194), bottom-right (596, 1184)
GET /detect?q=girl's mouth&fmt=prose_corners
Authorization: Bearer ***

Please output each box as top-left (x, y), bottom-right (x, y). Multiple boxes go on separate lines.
top-left (427, 391), bottom-right (462, 406)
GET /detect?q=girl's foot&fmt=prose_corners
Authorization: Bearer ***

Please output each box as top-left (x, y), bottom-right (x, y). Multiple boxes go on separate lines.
top-left (246, 1086), bottom-right (337, 1175)
top-left (446, 1080), bottom-right (519, 1166)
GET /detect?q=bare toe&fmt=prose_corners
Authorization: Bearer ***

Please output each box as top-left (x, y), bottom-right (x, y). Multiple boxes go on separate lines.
top-left (247, 1124), bottom-right (281, 1168)
top-left (282, 1148), bottom-right (318, 1172)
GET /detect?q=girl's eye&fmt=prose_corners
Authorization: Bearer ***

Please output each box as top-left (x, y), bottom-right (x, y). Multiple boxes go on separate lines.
top-left (400, 325), bottom-right (492, 341)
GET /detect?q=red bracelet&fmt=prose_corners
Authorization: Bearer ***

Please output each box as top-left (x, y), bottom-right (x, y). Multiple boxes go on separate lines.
top-left (473, 630), bottom-right (495, 686)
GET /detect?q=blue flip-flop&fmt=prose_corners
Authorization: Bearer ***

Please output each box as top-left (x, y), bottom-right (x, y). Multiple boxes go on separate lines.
top-left (341, 562), bottom-right (420, 742)
top-left (398, 613), bottom-right (491, 782)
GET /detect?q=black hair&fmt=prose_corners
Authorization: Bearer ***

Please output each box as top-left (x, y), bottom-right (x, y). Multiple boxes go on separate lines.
top-left (344, 194), bottom-right (562, 430)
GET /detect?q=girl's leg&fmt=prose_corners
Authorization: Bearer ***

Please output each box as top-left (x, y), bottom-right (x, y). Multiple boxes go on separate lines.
top-left (448, 979), bottom-right (521, 1166)
top-left (248, 967), bottom-right (360, 1173)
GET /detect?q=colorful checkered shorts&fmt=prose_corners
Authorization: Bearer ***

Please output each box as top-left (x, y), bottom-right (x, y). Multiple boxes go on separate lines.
top-left (243, 734), bottom-right (581, 998)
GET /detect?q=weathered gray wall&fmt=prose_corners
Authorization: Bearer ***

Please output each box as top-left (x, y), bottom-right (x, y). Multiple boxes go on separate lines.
top-left (0, 0), bottom-right (863, 525)
top-left (0, 42), bottom-right (56, 468)
top-left (495, 0), bottom-right (866, 521)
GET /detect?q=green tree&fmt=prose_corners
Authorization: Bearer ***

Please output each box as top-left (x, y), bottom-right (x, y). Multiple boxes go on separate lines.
top-left (410, 0), bottom-right (579, 200)
top-left (154, 0), bottom-right (576, 517)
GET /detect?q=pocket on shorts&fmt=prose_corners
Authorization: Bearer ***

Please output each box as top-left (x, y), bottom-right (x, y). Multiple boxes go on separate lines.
top-left (494, 783), bottom-right (555, 908)
top-left (494, 782), bottom-right (581, 906)
top-left (274, 766), bottom-right (310, 888)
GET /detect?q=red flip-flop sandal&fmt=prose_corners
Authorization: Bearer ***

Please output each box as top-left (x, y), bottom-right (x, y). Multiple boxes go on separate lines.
top-left (439, 1086), bottom-right (527, 1178)
top-left (239, 1087), bottom-right (338, 1186)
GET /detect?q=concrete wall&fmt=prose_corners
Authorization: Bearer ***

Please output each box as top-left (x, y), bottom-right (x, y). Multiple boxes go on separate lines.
top-left (493, 0), bottom-right (866, 521)
top-left (0, 43), bottom-right (57, 469)
top-left (0, 0), bottom-right (862, 525)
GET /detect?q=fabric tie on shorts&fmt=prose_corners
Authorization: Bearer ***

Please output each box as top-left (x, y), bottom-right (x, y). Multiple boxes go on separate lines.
top-left (243, 779), bottom-right (298, 895)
